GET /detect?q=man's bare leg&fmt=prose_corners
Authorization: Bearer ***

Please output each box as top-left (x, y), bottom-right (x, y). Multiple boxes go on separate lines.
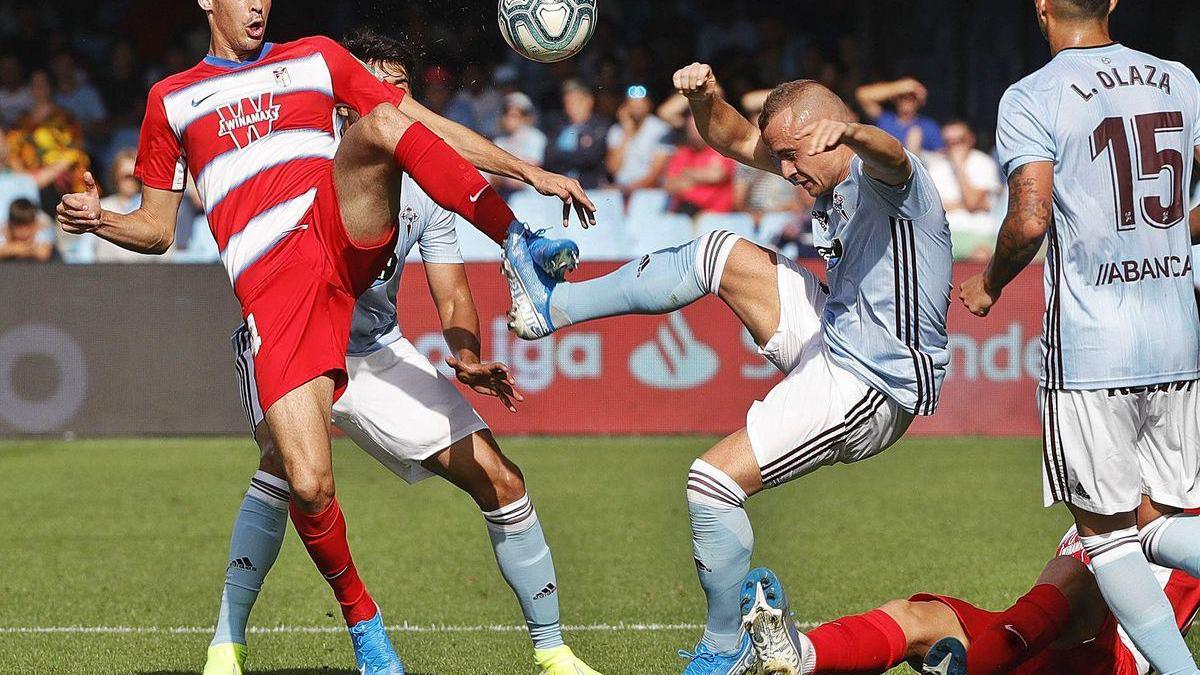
top-left (264, 376), bottom-right (379, 626)
top-left (334, 103), bottom-right (517, 247)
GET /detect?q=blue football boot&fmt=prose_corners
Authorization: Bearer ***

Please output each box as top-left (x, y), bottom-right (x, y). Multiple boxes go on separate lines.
top-left (677, 632), bottom-right (756, 675)
top-left (740, 567), bottom-right (811, 675)
top-left (502, 222), bottom-right (568, 340)
top-left (348, 611), bottom-right (406, 675)
top-left (922, 637), bottom-right (967, 675)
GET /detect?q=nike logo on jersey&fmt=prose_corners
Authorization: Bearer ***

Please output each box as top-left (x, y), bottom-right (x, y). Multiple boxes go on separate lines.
top-left (191, 90), bottom-right (219, 107)
top-left (468, 186), bottom-right (487, 203)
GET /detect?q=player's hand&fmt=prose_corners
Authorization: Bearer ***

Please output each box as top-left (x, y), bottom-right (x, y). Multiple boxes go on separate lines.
top-left (56, 171), bottom-right (103, 233)
top-left (799, 120), bottom-right (858, 156)
top-left (673, 63), bottom-right (719, 101)
top-left (446, 356), bottom-right (525, 413)
top-left (959, 273), bottom-right (1000, 317)
top-left (528, 167), bottom-right (597, 229)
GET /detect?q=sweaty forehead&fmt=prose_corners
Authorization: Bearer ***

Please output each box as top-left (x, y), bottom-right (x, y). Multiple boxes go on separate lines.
top-left (764, 106), bottom-right (813, 148)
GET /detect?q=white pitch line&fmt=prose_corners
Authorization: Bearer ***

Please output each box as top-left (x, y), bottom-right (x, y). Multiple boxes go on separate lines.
top-left (0, 621), bottom-right (820, 636)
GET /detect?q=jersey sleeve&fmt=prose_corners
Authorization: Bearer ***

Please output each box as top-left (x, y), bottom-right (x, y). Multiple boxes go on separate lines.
top-left (133, 86), bottom-right (187, 192)
top-left (995, 83), bottom-right (1056, 179)
top-left (417, 201), bottom-right (465, 265)
top-left (856, 151), bottom-right (941, 219)
top-left (310, 36), bottom-right (405, 115)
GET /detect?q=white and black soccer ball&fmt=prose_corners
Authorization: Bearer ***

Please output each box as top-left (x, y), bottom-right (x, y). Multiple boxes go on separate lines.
top-left (498, 0), bottom-right (597, 64)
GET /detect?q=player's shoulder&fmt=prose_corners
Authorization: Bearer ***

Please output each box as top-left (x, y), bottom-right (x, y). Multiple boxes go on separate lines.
top-left (147, 62), bottom-right (213, 100)
top-left (284, 35), bottom-right (346, 57)
top-left (1001, 67), bottom-right (1058, 109)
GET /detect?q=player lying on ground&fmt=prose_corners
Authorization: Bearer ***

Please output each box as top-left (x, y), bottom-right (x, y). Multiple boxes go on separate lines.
top-left (55, 1), bottom-right (592, 673)
top-left (958, 1), bottom-right (1200, 674)
top-left (735, 504), bottom-right (1200, 675)
top-left (505, 64), bottom-right (953, 675)
top-left (204, 30), bottom-right (597, 675)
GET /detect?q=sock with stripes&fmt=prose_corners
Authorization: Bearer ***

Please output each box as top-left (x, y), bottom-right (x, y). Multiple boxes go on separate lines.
top-left (289, 498), bottom-right (379, 626)
top-left (211, 471), bottom-right (289, 647)
top-left (547, 230), bottom-right (740, 328)
top-left (964, 584), bottom-right (1071, 675)
top-left (686, 458), bottom-right (753, 652)
top-left (392, 122), bottom-right (516, 245)
top-left (1141, 513), bottom-right (1200, 578)
top-left (483, 494), bottom-right (563, 650)
top-left (804, 609), bottom-right (907, 674)
top-left (1081, 528), bottom-right (1200, 675)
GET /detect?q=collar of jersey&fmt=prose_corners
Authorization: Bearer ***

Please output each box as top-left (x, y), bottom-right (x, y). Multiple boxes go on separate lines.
top-left (1057, 41), bottom-right (1121, 54)
top-left (203, 42), bottom-right (275, 70)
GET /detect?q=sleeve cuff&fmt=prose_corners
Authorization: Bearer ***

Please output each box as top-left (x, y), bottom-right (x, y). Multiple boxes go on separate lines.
top-left (1002, 154), bottom-right (1054, 179)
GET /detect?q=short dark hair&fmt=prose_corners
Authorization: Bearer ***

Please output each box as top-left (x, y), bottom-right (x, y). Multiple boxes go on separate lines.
top-left (342, 28), bottom-right (417, 77)
top-left (1054, 0), bottom-right (1110, 19)
top-left (758, 79), bottom-right (851, 132)
top-left (8, 198), bottom-right (38, 226)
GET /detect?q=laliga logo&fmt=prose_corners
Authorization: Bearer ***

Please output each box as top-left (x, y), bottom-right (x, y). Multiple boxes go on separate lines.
top-left (218, 93), bottom-right (280, 149)
top-left (629, 313), bottom-right (719, 390)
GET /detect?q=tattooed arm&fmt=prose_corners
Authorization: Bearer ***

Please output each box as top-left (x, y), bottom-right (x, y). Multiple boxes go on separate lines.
top-left (959, 161), bottom-right (1054, 317)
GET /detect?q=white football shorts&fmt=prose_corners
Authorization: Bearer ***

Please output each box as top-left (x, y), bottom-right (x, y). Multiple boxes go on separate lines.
top-left (1039, 381), bottom-right (1200, 514)
top-left (232, 327), bottom-right (488, 484)
top-left (748, 255), bottom-right (913, 487)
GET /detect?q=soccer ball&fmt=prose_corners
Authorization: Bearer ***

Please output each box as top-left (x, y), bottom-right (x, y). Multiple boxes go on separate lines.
top-left (498, 0), bottom-right (596, 64)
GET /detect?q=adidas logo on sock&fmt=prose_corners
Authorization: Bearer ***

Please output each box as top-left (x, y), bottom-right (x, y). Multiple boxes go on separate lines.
top-left (228, 556), bottom-right (257, 572)
top-left (533, 583), bottom-right (557, 600)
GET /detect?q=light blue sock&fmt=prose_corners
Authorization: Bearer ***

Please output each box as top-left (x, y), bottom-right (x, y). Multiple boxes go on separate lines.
top-left (686, 459), bottom-right (753, 652)
top-left (483, 494), bottom-right (563, 650)
top-left (1142, 513), bottom-right (1200, 577)
top-left (1082, 528), bottom-right (1200, 675)
top-left (211, 471), bottom-right (289, 647)
top-left (548, 230), bottom-right (740, 327)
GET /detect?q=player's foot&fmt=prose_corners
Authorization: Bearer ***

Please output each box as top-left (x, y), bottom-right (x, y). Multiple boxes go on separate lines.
top-left (503, 222), bottom-right (562, 340)
top-left (348, 611), bottom-right (406, 675)
top-left (534, 645), bottom-right (603, 674)
top-left (922, 637), bottom-right (966, 675)
top-left (525, 227), bottom-right (580, 281)
top-left (202, 642), bottom-right (247, 675)
top-left (677, 632), bottom-right (756, 675)
top-left (740, 567), bottom-right (810, 675)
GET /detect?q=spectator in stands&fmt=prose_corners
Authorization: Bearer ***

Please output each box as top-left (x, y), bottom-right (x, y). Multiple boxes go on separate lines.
top-left (0, 197), bottom-right (55, 262)
top-left (99, 41), bottom-right (147, 131)
top-left (0, 140), bottom-right (39, 224)
top-left (451, 63), bottom-right (503, 138)
top-left (733, 90), bottom-right (803, 220)
top-left (855, 77), bottom-right (944, 154)
top-left (94, 148), bottom-right (166, 263)
top-left (544, 79), bottom-right (608, 190)
top-left (0, 55), bottom-right (32, 126)
top-left (492, 93), bottom-right (547, 195)
top-left (50, 52), bottom-right (108, 141)
top-left (664, 113), bottom-right (735, 216)
top-left (926, 120), bottom-right (1003, 261)
top-left (606, 84), bottom-right (673, 195)
top-left (7, 69), bottom-right (90, 204)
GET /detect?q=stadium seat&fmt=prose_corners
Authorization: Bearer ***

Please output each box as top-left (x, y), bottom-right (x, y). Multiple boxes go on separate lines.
top-left (695, 212), bottom-right (756, 239)
top-left (59, 233), bottom-right (97, 264)
top-left (455, 217), bottom-right (501, 262)
top-left (626, 212), bottom-right (696, 253)
top-left (756, 211), bottom-right (800, 248)
top-left (173, 215), bottom-right (220, 263)
top-left (626, 189), bottom-right (670, 224)
top-left (588, 188), bottom-right (625, 231)
top-left (508, 189), bottom-right (564, 228)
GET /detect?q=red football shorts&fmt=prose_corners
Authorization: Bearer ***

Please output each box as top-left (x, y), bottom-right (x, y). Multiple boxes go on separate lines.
top-left (911, 593), bottom-right (1139, 675)
top-left (236, 165), bottom-right (398, 414)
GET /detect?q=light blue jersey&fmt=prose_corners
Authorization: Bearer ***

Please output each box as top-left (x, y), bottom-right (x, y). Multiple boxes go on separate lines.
top-left (813, 152), bottom-right (953, 415)
top-left (997, 43), bottom-right (1200, 389)
top-left (346, 174), bottom-right (463, 357)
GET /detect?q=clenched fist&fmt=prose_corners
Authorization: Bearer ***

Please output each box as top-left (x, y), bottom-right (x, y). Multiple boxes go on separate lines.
top-left (673, 63), bottom-right (720, 101)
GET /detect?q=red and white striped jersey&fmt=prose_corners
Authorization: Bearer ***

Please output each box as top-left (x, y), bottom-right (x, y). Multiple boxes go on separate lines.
top-left (134, 37), bottom-right (404, 295)
top-left (1058, 526), bottom-right (1200, 673)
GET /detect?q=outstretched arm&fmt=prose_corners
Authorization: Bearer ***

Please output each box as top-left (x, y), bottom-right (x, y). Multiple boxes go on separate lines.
top-left (673, 63), bottom-right (780, 176)
top-left (959, 161), bottom-right (1054, 316)
top-left (426, 262), bottom-right (523, 412)
top-left (854, 78), bottom-right (926, 120)
top-left (56, 172), bottom-right (182, 255)
top-left (399, 96), bottom-right (595, 227)
top-left (801, 120), bottom-right (911, 186)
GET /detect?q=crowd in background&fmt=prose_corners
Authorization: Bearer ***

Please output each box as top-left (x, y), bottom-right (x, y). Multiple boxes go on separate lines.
top-left (0, 0), bottom-right (1196, 264)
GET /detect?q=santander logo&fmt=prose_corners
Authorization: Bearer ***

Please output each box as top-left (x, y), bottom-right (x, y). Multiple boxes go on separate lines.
top-left (217, 93), bottom-right (280, 149)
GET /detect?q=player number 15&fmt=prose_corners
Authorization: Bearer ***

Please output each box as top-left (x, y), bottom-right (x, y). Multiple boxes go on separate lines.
top-left (1090, 110), bottom-right (1186, 231)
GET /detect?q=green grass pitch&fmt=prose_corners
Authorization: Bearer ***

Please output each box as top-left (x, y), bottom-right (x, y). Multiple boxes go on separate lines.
top-left (1, 437), bottom-right (1196, 674)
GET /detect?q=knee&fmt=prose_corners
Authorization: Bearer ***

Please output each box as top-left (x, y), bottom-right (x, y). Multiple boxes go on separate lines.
top-left (879, 599), bottom-right (939, 656)
top-left (356, 103), bottom-right (414, 150)
top-left (474, 462), bottom-right (527, 511)
top-left (288, 469), bottom-right (335, 512)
